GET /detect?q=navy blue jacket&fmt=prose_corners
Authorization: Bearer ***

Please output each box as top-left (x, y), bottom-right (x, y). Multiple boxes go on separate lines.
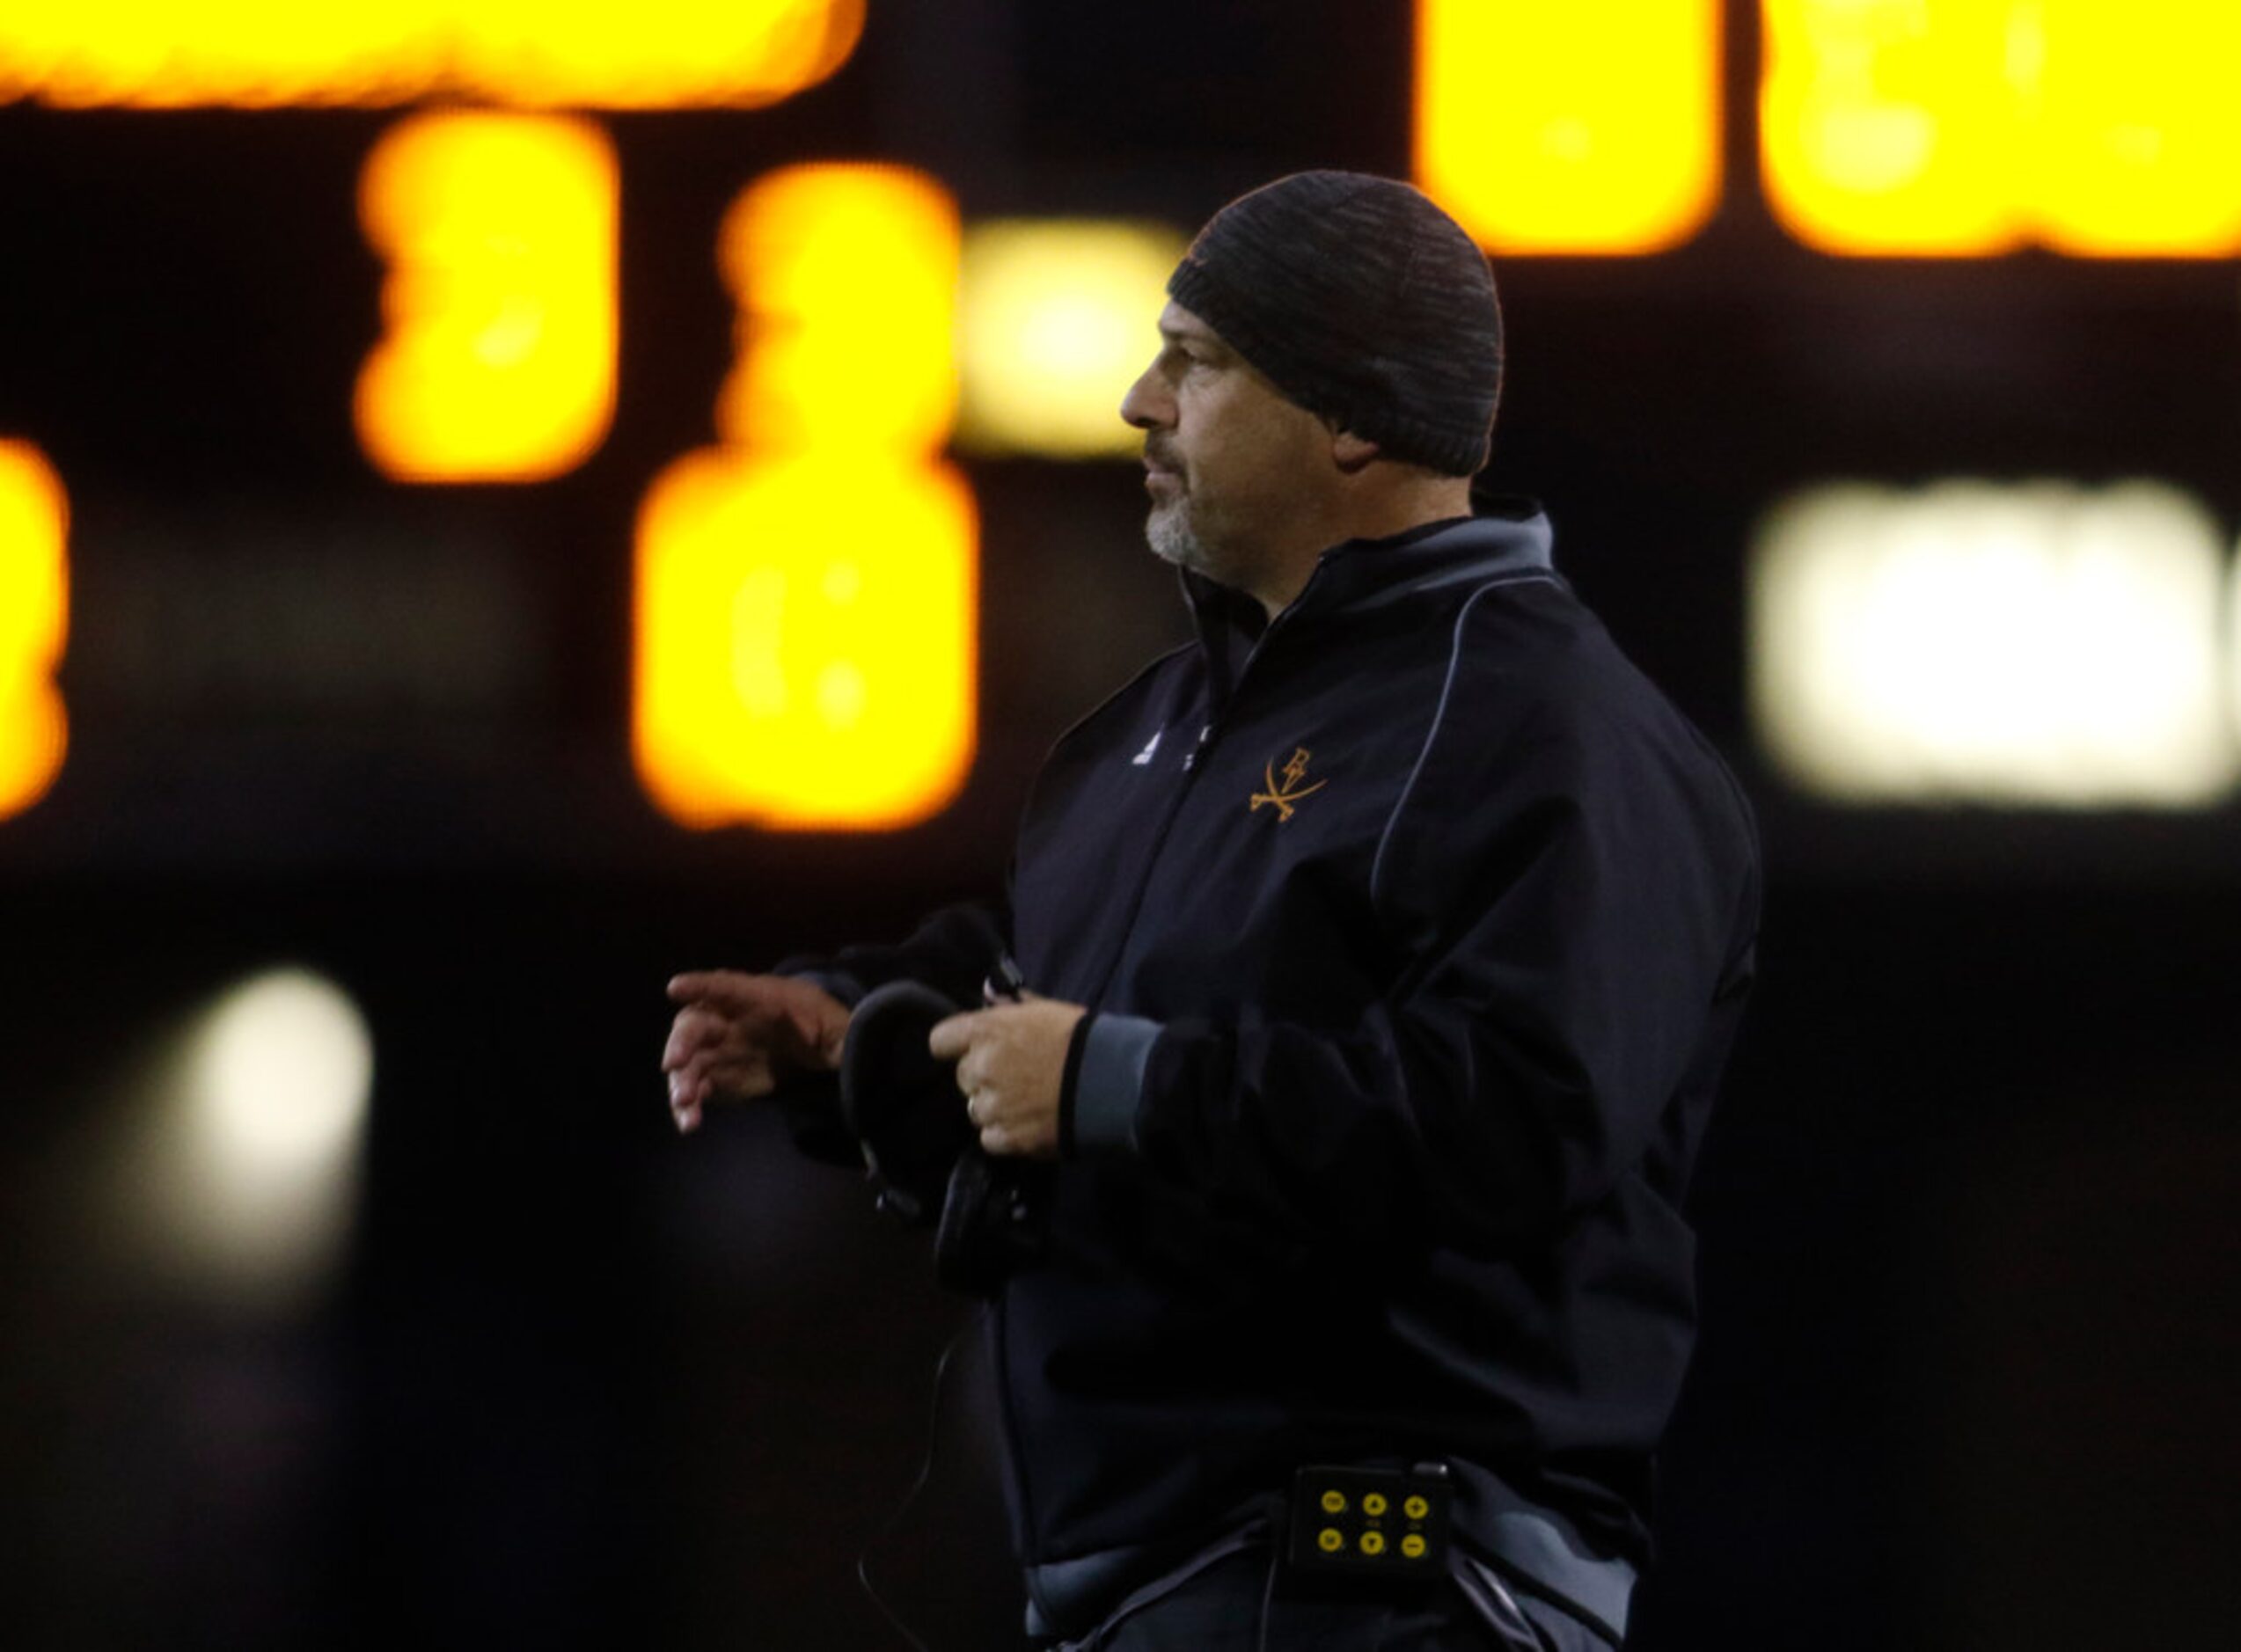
top-left (798, 504), bottom-right (1760, 1639)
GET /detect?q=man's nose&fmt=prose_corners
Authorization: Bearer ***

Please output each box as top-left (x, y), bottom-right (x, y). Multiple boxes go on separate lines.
top-left (1119, 365), bottom-right (1168, 431)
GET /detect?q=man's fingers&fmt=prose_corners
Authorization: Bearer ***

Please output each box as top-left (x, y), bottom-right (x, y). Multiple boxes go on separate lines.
top-left (662, 1005), bottom-right (735, 1071)
top-left (669, 969), bottom-right (777, 1006)
top-left (664, 971), bottom-right (848, 1137)
top-left (949, 1048), bottom-right (981, 1095)
top-left (666, 1053), bottom-right (775, 1124)
top-left (667, 1059), bottom-right (769, 1132)
top-left (666, 1070), bottom-right (703, 1118)
top-left (677, 1049), bottom-right (773, 1098)
top-left (663, 1005), bottom-right (765, 1072)
top-left (668, 970), bottom-right (742, 1005)
top-left (666, 971), bottom-right (794, 1019)
top-left (978, 1118), bottom-right (1055, 1159)
top-left (926, 1010), bottom-right (985, 1061)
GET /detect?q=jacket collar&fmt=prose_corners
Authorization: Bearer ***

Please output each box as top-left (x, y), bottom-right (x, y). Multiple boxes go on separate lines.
top-left (1180, 495), bottom-right (1560, 693)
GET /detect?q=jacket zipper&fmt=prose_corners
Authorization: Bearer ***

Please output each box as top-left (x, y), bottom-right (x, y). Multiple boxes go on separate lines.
top-left (1080, 583), bottom-right (1319, 1005)
top-left (999, 569), bottom-right (1326, 1569)
top-left (1081, 716), bottom-right (1213, 1025)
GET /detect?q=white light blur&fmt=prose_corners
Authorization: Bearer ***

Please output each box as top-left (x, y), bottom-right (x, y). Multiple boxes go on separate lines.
top-left (128, 969), bottom-right (374, 1309)
top-left (1750, 480), bottom-right (2238, 808)
top-left (194, 970), bottom-right (372, 1182)
top-left (956, 219), bottom-right (1187, 458)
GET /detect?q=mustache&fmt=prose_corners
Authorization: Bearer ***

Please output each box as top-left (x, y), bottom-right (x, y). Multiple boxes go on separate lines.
top-left (1143, 439), bottom-right (1181, 472)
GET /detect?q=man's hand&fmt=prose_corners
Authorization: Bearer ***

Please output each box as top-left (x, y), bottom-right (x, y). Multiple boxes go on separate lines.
top-left (662, 972), bottom-right (853, 1135)
top-left (928, 998), bottom-right (1088, 1159)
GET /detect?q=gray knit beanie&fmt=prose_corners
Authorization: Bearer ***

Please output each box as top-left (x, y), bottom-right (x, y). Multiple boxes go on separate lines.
top-left (1166, 171), bottom-right (1502, 477)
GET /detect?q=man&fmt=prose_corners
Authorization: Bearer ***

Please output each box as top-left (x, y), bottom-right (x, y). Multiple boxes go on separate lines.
top-left (663, 172), bottom-right (1760, 1649)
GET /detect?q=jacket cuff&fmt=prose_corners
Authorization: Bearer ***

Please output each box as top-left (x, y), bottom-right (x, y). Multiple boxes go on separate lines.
top-left (1065, 1012), bottom-right (1163, 1158)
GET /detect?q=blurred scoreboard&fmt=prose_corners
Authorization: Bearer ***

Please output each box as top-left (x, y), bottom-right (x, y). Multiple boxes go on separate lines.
top-left (6, 1), bottom-right (2241, 873)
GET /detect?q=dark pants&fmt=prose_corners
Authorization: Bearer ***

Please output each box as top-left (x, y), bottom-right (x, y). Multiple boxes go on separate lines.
top-left (1053, 1544), bottom-right (1612, 1651)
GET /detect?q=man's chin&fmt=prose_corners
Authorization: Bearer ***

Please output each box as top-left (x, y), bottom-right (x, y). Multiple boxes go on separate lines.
top-left (1146, 507), bottom-right (1197, 571)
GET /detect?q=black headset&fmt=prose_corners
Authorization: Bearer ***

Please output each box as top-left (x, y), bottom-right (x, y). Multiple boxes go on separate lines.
top-left (838, 980), bottom-right (1050, 1297)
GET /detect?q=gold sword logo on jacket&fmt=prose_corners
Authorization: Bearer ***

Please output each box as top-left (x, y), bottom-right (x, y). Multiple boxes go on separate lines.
top-left (1249, 746), bottom-right (1328, 822)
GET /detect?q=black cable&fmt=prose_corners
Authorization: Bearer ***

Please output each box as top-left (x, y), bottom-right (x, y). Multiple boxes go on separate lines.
top-left (1256, 1536), bottom-right (1280, 1652)
top-left (856, 1308), bottom-right (982, 1652)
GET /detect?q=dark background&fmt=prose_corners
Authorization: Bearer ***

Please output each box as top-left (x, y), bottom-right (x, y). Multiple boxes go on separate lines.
top-left (4, 4), bottom-right (2238, 1647)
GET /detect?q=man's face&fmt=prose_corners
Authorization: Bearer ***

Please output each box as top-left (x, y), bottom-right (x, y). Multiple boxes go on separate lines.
top-left (1118, 301), bottom-right (1335, 600)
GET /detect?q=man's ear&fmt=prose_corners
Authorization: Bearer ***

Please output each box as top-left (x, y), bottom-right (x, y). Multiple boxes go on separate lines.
top-left (1330, 428), bottom-right (1382, 472)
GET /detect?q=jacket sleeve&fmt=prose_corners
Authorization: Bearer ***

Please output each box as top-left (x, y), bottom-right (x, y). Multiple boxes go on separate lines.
top-left (767, 893), bottom-right (1014, 1165)
top-left (1067, 692), bottom-right (1759, 1257)
top-left (776, 894), bottom-right (1014, 1012)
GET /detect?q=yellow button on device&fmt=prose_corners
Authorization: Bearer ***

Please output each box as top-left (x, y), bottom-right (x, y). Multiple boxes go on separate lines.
top-left (1402, 1534), bottom-right (1428, 1559)
top-left (1404, 1495), bottom-right (1429, 1520)
top-left (1359, 1531), bottom-right (1386, 1556)
top-left (1318, 1527), bottom-right (1344, 1553)
top-left (1320, 1489), bottom-right (1346, 1515)
top-left (1362, 1493), bottom-right (1388, 1517)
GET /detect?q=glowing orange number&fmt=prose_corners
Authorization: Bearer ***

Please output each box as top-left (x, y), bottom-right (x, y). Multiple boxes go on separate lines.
top-left (633, 165), bottom-right (977, 831)
top-left (0, 440), bottom-right (69, 820)
top-left (1763, 0), bottom-right (2241, 257)
top-left (1414, 0), bottom-right (1722, 254)
top-left (355, 113), bottom-right (619, 482)
top-left (0, 3), bottom-right (865, 110)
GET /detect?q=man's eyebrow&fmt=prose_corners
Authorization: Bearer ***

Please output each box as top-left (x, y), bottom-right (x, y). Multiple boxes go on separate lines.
top-left (1158, 321), bottom-right (1226, 354)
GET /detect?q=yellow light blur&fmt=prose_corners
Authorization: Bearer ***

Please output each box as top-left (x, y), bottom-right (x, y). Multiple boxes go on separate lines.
top-left (956, 219), bottom-right (1187, 457)
top-left (0, 1), bottom-right (863, 109)
top-left (1763, 0), bottom-right (2241, 258)
top-left (1750, 481), bottom-right (2237, 807)
top-left (637, 163), bottom-right (977, 831)
top-left (1761, 0), bottom-right (2021, 256)
top-left (0, 440), bottom-right (69, 821)
top-left (716, 164), bottom-right (961, 455)
top-left (633, 450), bottom-right (978, 830)
top-left (2028, 0), bottom-right (2241, 257)
top-left (355, 112), bottom-right (617, 483)
top-left (1414, 0), bottom-right (1721, 253)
